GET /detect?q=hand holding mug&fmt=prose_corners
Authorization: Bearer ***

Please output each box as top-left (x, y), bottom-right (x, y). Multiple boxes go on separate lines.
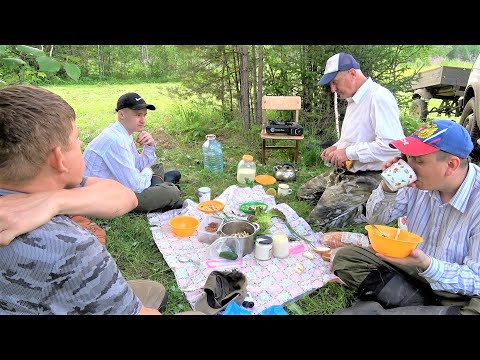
top-left (381, 158), bottom-right (417, 192)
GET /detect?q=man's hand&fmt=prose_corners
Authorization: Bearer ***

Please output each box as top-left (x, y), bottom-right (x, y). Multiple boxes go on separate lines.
top-left (376, 248), bottom-right (431, 271)
top-left (321, 145), bottom-right (337, 163)
top-left (382, 156), bottom-right (403, 171)
top-left (329, 148), bottom-right (348, 168)
top-left (0, 192), bottom-right (59, 246)
top-left (136, 131), bottom-right (156, 147)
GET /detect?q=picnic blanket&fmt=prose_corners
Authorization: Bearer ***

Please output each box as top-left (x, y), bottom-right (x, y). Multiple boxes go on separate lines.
top-left (147, 184), bottom-right (339, 314)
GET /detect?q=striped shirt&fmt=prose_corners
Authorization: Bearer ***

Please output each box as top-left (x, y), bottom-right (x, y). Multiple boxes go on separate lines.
top-left (83, 121), bottom-right (156, 193)
top-left (366, 162), bottom-right (480, 296)
top-left (336, 78), bottom-right (405, 172)
top-left (0, 189), bottom-right (142, 315)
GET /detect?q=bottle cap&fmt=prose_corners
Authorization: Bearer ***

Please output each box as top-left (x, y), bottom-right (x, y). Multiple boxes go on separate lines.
top-left (206, 134), bottom-right (216, 140)
top-left (242, 154), bottom-right (253, 162)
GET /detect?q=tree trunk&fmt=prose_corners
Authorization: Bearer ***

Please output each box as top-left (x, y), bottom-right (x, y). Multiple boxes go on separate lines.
top-left (232, 46), bottom-right (240, 104)
top-left (256, 45), bottom-right (264, 125)
top-left (224, 47), bottom-right (234, 115)
top-left (239, 45), bottom-right (250, 129)
top-left (252, 45), bottom-right (257, 125)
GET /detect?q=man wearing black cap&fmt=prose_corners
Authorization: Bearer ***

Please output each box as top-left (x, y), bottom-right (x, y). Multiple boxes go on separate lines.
top-left (297, 52), bottom-right (405, 230)
top-left (332, 120), bottom-right (480, 315)
top-left (83, 92), bottom-right (183, 213)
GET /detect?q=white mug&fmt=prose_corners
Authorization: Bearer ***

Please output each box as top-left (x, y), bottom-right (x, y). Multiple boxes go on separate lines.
top-left (277, 183), bottom-right (292, 196)
top-left (381, 159), bottom-right (417, 191)
top-left (198, 187), bottom-right (211, 202)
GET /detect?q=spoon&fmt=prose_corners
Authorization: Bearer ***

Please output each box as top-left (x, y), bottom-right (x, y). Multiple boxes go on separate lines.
top-left (370, 224), bottom-right (389, 238)
top-left (394, 228), bottom-right (401, 241)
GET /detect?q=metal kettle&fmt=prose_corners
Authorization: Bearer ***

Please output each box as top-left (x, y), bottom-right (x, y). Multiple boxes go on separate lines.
top-left (273, 163), bottom-right (298, 182)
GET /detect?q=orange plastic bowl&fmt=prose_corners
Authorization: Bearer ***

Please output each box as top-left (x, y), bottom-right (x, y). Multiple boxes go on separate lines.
top-left (365, 224), bottom-right (423, 258)
top-left (169, 216), bottom-right (200, 237)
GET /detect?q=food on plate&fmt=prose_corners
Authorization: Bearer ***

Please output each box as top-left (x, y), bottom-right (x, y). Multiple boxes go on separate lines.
top-left (205, 222), bottom-right (219, 233)
top-left (247, 204), bottom-right (266, 211)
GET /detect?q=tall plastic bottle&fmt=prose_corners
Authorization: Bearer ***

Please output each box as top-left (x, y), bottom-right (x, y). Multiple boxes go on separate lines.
top-left (202, 134), bottom-right (223, 173)
top-left (237, 154), bottom-right (256, 184)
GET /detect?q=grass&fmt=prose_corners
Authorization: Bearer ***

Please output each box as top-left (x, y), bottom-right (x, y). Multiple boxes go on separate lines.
top-left (45, 83), bottom-right (372, 314)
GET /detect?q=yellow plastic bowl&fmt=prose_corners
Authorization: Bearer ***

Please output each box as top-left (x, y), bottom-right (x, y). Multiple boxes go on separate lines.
top-left (365, 224), bottom-right (423, 258)
top-left (169, 216), bottom-right (200, 237)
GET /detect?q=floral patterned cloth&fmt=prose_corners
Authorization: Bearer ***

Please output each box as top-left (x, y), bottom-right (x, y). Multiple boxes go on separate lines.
top-left (147, 185), bottom-right (339, 314)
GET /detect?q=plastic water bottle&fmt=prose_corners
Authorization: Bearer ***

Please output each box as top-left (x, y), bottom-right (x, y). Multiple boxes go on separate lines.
top-left (202, 134), bottom-right (223, 173)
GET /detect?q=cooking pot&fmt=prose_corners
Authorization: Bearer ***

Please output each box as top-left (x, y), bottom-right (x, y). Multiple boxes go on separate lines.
top-left (218, 219), bottom-right (260, 256)
top-left (273, 163), bottom-right (298, 182)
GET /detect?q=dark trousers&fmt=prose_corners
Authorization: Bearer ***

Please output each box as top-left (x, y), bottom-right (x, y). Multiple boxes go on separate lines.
top-left (332, 246), bottom-right (480, 315)
top-left (132, 163), bottom-right (181, 213)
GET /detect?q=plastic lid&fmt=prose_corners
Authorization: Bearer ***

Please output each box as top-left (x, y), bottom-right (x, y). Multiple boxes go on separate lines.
top-left (206, 134), bottom-right (216, 140)
top-left (242, 154), bottom-right (253, 162)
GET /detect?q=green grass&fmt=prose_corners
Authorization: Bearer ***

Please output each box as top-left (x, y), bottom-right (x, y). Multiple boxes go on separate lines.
top-left (45, 82), bottom-right (370, 314)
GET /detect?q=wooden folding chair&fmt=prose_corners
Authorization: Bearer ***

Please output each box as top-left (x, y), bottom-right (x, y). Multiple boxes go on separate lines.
top-left (261, 95), bottom-right (304, 165)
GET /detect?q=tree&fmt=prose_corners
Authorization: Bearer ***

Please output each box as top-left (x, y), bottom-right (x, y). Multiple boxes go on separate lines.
top-left (0, 45), bottom-right (81, 85)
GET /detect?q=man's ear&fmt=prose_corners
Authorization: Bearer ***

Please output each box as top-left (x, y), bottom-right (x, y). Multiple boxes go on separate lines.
top-left (445, 156), bottom-right (461, 176)
top-left (48, 146), bottom-right (68, 173)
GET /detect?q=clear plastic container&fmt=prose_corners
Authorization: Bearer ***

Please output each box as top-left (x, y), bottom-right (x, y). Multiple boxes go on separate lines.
top-left (202, 134), bottom-right (223, 173)
top-left (237, 154), bottom-right (256, 185)
top-left (197, 215), bottom-right (223, 245)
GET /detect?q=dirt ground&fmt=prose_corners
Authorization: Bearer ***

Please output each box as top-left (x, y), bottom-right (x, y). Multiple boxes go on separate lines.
top-left (151, 129), bottom-right (176, 150)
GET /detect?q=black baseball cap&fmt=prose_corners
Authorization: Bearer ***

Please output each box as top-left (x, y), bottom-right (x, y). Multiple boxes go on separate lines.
top-left (115, 92), bottom-right (156, 112)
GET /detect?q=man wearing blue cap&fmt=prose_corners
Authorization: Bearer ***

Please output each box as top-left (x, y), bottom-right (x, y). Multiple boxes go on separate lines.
top-left (298, 52), bottom-right (405, 230)
top-left (332, 120), bottom-right (480, 315)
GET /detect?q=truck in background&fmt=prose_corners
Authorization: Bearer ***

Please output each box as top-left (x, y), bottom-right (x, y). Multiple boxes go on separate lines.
top-left (459, 54), bottom-right (480, 157)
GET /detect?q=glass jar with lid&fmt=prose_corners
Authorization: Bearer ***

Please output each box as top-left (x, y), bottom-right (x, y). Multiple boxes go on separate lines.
top-left (236, 154), bottom-right (256, 185)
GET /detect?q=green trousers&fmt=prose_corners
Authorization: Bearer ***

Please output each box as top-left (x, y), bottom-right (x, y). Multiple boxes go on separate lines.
top-left (132, 163), bottom-right (181, 213)
top-left (332, 246), bottom-right (480, 315)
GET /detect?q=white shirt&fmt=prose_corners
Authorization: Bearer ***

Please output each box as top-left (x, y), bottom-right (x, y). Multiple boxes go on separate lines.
top-left (83, 121), bottom-right (156, 193)
top-left (335, 78), bottom-right (405, 172)
top-left (366, 163), bottom-right (480, 297)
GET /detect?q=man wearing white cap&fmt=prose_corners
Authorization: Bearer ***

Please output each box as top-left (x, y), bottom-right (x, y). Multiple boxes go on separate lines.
top-left (298, 52), bottom-right (405, 229)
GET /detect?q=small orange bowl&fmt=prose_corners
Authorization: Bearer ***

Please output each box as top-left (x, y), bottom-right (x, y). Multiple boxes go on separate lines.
top-left (169, 216), bottom-right (200, 237)
top-left (365, 225), bottom-right (423, 258)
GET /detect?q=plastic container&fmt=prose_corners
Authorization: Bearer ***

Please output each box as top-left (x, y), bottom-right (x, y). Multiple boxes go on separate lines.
top-left (237, 154), bottom-right (256, 185)
top-left (202, 134), bottom-right (223, 173)
top-left (197, 215), bottom-right (223, 245)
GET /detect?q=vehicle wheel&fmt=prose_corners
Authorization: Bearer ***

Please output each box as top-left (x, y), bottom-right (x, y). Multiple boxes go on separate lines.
top-left (460, 97), bottom-right (480, 159)
top-left (409, 99), bottom-right (428, 121)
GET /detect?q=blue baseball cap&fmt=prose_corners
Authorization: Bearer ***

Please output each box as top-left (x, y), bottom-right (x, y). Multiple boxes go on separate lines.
top-left (389, 120), bottom-right (473, 158)
top-left (318, 52), bottom-right (361, 86)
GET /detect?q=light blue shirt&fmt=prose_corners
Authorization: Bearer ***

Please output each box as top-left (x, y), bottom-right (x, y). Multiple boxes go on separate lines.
top-left (366, 162), bottom-right (480, 297)
top-left (83, 121), bottom-right (156, 193)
